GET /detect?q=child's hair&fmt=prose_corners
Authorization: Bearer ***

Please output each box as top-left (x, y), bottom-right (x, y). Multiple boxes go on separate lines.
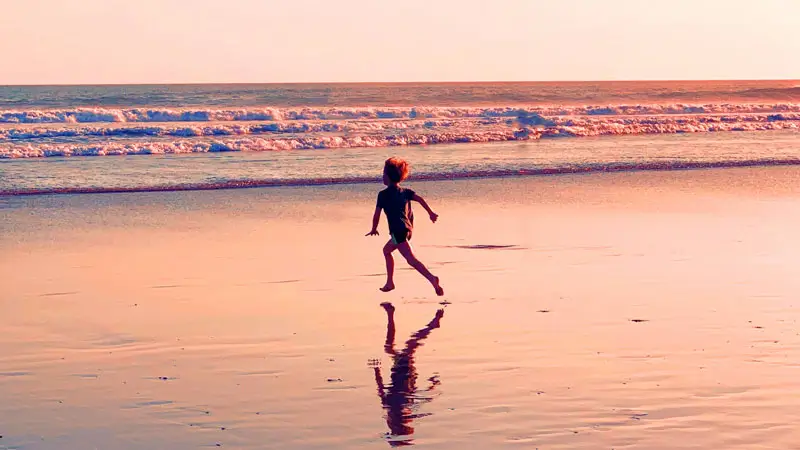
top-left (383, 157), bottom-right (410, 183)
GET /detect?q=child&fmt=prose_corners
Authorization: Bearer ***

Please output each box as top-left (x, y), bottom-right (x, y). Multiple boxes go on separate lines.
top-left (367, 157), bottom-right (444, 296)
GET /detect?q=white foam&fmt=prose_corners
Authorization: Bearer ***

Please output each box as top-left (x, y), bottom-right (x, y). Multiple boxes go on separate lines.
top-left (1, 117), bottom-right (797, 159)
top-left (2, 102), bottom-right (799, 159)
top-left (2, 112), bottom-right (798, 142)
top-left (2, 103), bottom-right (800, 124)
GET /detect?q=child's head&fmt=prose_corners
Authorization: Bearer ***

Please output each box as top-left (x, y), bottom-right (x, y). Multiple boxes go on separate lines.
top-left (383, 157), bottom-right (409, 185)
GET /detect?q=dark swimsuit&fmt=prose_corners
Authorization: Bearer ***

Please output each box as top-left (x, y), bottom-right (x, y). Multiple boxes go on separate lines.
top-left (390, 229), bottom-right (412, 244)
top-left (376, 185), bottom-right (415, 245)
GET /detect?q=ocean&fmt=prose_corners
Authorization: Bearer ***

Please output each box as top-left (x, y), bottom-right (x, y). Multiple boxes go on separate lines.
top-left (1, 81), bottom-right (798, 195)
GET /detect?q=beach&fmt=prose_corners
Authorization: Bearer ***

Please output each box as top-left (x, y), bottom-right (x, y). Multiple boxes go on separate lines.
top-left (3, 166), bottom-right (800, 449)
top-left (4, 0), bottom-right (800, 446)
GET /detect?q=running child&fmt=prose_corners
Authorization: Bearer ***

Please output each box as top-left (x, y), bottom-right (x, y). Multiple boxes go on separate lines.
top-left (366, 157), bottom-right (444, 296)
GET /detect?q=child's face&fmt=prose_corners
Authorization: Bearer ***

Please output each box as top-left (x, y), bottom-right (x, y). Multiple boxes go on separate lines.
top-left (382, 171), bottom-right (390, 186)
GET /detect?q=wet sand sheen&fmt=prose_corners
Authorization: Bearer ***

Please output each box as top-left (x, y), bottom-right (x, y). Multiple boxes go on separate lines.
top-left (2, 167), bottom-right (800, 449)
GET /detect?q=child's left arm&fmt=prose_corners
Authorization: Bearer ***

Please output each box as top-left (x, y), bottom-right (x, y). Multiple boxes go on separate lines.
top-left (366, 206), bottom-right (381, 236)
top-left (412, 193), bottom-right (438, 223)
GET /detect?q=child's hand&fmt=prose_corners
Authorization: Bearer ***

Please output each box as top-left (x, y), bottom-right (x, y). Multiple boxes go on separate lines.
top-left (366, 229), bottom-right (379, 236)
top-left (429, 212), bottom-right (438, 223)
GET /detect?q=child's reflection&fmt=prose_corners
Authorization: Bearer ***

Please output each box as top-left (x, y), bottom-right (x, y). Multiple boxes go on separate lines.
top-left (372, 302), bottom-right (444, 446)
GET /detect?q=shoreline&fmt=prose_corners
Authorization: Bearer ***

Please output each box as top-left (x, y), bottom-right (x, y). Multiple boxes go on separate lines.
top-left (4, 159), bottom-right (800, 197)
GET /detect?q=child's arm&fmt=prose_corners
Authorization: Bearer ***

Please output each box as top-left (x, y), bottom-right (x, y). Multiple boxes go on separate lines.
top-left (412, 194), bottom-right (438, 223)
top-left (366, 206), bottom-right (381, 236)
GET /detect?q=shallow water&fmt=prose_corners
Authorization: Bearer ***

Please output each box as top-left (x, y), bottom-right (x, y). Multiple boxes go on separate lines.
top-left (2, 130), bottom-right (799, 194)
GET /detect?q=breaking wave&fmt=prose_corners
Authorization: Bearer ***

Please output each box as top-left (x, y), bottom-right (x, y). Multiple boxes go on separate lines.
top-left (1, 114), bottom-right (797, 158)
top-left (1, 102), bottom-right (799, 159)
top-left (2, 103), bottom-right (800, 124)
top-left (3, 113), bottom-right (798, 142)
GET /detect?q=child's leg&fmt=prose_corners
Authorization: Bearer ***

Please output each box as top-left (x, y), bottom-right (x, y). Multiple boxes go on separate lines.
top-left (397, 242), bottom-right (444, 296)
top-left (380, 240), bottom-right (397, 292)
top-left (403, 308), bottom-right (444, 356)
top-left (381, 302), bottom-right (397, 355)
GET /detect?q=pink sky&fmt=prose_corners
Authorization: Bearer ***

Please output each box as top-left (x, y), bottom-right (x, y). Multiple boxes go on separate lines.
top-left (1, 0), bottom-right (798, 84)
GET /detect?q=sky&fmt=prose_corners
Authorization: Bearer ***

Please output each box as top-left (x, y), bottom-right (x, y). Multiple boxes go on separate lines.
top-left (1, 0), bottom-right (798, 85)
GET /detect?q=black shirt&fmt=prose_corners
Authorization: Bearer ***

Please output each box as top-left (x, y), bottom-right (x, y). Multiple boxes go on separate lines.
top-left (376, 185), bottom-right (416, 234)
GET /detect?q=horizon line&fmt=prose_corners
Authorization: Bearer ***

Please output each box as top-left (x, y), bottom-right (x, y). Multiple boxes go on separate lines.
top-left (2, 78), bottom-right (798, 88)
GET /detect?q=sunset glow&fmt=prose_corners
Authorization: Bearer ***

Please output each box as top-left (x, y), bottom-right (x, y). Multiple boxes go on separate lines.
top-left (1, 0), bottom-right (799, 85)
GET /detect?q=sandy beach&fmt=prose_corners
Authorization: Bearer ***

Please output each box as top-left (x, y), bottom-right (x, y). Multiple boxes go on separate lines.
top-left (2, 166), bottom-right (800, 449)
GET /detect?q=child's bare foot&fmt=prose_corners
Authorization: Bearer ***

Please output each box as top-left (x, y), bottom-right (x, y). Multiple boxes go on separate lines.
top-left (380, 302), bottom-right (395, 314)
top-left (380, 282), bottom-right (395, 293)
top-left (433, 277), bottom-right (444, 296)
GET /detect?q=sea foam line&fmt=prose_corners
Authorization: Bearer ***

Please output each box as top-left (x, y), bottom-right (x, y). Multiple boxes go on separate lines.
top-left (2, 113), bottom-right (799, 142)
top-left (1, 118), bottom-right (797, 158)
top-left (2, 103), bottom-right (800, 124)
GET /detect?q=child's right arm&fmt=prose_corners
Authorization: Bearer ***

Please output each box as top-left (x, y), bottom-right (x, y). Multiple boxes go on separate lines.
top-left (366, 206), bottom-right (381, 236)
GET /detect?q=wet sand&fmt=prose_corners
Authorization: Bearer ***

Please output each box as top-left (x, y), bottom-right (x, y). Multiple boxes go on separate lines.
top-left (2, 167), bottom-right (800, 449)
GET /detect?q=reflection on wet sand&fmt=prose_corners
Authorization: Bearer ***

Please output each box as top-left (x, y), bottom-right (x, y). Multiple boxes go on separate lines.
top-left (373, 302), bottom-right (444, 446)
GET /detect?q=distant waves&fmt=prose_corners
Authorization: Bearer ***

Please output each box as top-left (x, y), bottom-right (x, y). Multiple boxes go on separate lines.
top-left (1, 103), bottom-right (799, 158)
top-left (2, 103), bottom-right (800, 124)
